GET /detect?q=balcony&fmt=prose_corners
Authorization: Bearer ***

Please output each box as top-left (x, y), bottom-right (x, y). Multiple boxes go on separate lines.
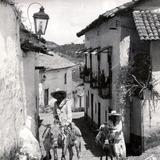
top-left (90, 73), bottom-right (99, 88)
top-left (80, 65), bottom-right (91, 83)
top-left (98, 72), bottom-right (111, 99)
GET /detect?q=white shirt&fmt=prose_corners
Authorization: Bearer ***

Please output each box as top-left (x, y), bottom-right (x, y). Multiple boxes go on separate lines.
top-left (50, 98), bottom-right (72, 126)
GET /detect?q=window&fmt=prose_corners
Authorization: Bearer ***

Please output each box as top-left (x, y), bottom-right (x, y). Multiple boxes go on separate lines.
top-left (109, 20), bottom-right (120, 30)
top-left (95, 103), bottom-right (97, 113)
top-left (105, 110), bottom-right (108, 122)
top-left (44, 88), bottom-right (49, 106)
top-left (98, 47), bottom-right (112, 99)
top-left (85, 54), bottom-right (87, 66)
top-left (79, 96), bottom-right (82, 108)
top-left (98, 102), bottom-right (101, 127)
top-left (64, 73), bottom-right (67, 84)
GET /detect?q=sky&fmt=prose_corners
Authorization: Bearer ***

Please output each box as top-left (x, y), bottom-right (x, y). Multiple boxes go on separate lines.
top-left (15, 0), bottom-right (131, 45)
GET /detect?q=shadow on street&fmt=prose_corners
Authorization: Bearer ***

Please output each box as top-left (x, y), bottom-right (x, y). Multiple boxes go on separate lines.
top-left (73, 114), bottom-right (105, 158)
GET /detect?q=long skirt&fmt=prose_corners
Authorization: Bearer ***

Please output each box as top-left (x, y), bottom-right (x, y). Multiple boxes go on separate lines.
top-left (114, 138), bottom-right (126, 159)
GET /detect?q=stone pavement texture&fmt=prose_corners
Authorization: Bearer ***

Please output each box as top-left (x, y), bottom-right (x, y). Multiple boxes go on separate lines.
top-left (39, 111), bottom-right (160, 160)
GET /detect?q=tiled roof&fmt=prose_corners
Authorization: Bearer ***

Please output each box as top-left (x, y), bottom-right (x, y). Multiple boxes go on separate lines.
top-left (77, 0), bottom-right (146, 37)
top-left (133, 10), bottom-right (160, 40)
top-left (37, 52), bottom-right (75, 70)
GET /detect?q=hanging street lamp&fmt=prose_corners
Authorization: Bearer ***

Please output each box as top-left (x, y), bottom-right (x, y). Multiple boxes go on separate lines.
top-left (33, 5), bottom-right (49, 38)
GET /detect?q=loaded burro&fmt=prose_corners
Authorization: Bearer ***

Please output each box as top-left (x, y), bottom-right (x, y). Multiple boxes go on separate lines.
top-left (42, 89), bottom-right (82, 160)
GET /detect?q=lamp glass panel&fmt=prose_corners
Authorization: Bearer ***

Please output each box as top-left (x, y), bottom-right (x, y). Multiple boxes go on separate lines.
top-left (35, 18), bottom-right (48, 35)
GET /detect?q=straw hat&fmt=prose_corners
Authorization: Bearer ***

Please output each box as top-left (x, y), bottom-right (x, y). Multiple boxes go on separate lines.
top-left (50, 88), bottom-right (67, 100)
top-left (108, 110), bottom-right (121, 117)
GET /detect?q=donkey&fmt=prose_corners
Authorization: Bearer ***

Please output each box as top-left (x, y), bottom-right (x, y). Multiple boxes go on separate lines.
top-left (96, 123), bottom-right (116, 160)
top-left (96, 122), bottom-right (126, 160)
top-left (42, 123), bottom-right (81, 160)
top-left (61, 123), bottom-right (81, 160)
top-left (42, 123), bottom-right (60, 160)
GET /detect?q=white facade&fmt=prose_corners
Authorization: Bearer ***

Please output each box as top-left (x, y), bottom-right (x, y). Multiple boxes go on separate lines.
top-left (83, 17), bottom-right (121, 128)
top-left (0, 2), bottom-right (40, 158)
top-left (41, 67), bottom-right (73, 106)
top-left (78, 0), bottom-right (160, 154)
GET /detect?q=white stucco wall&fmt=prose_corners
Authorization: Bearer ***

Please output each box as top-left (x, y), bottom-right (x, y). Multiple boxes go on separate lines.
top-left (23, 52), bottom-right (38, 137)
top-left (83, 0), bottom-right (160, 151)
top-left (140, 41), bottom-right (160, 149)
top-left (84, 17), bottom-right (121, 126)
top-left (0, 3), bottom-right (38, 158)
top-left (41, 67), bottom-right (73, 104)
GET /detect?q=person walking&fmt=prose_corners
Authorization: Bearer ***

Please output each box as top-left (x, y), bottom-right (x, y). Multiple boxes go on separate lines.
top-left (108, 110), bottom-right (126, 160)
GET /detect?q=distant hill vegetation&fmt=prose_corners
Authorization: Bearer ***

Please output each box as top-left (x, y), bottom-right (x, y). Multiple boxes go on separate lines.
top-left (52, 43), bottom-right (85, 63)
top-left (45, 41), bottom-right (59, 50)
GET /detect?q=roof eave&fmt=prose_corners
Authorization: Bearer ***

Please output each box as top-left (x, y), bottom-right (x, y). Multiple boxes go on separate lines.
top-left (46, 65), bottom-right (76, 71)
top-left (77, 15), bottom-right (106, 37)
top-left (76, 0), bottom-right (146, 37)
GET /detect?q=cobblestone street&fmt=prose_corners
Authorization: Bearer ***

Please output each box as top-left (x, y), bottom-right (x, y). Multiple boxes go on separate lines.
top-left (39, 111), bottom-right (160, 160)
top-left (39, 111), bottom-right (105, 160)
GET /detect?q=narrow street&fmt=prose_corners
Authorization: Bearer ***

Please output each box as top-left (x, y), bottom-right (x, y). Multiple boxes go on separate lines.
top-left (39, 111), bottom-right (160, 160)
top-left (39, 111), bottom-right (104, 160)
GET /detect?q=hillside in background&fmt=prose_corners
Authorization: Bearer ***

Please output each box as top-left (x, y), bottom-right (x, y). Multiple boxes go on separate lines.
top-left (44, 42), bottom-right (84, 82)
top-left (52, 43), bottom-right (85, 63)
top-left (45, 41), bottom-right (59, 50)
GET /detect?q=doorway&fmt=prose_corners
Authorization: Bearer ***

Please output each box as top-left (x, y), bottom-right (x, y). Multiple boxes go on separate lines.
top-left (91, 93), bottom-right (94, 121)
top-left (98, 102), bottom-right (101, 127)
top-left (44, 88), bottom-right (49, 106)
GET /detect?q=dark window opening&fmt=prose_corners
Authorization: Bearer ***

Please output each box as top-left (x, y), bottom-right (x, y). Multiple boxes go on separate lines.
top-left (91, 93), bottom-right (94, 121)
top-left (44, 88), bottom-right (49, 106)
top-left (98, 102), bottom-right (101, 127)
top-left (64, 73), bottom-right (67, 84)
top-left (105, 110), bottom-right (108, 122)
top-left (95, 103), bottom-right (97, 114)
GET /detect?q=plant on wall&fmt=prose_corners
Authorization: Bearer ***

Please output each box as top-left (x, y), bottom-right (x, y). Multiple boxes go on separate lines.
top-left (127, 53), bottom-right (160, 100)
top-left (126, 53), bottom-right (151, 98)
top-left (117, 53), bottom-right (160, 127)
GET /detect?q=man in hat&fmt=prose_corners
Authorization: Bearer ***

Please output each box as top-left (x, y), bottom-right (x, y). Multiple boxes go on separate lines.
top-left (108, 110), bottom-right (126, 160)
top-left (50, 89), bottom-right (72, 126)
top-left (50, 89), bottom-right (82, 136)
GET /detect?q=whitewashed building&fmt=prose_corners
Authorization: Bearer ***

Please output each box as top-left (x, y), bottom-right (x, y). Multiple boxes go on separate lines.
top-left (37, 53), bottom-right (75, 106)
top-left (0, 1), bottom-right (47, 158)
top-left (77, 0), bottom-right (160, 155)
